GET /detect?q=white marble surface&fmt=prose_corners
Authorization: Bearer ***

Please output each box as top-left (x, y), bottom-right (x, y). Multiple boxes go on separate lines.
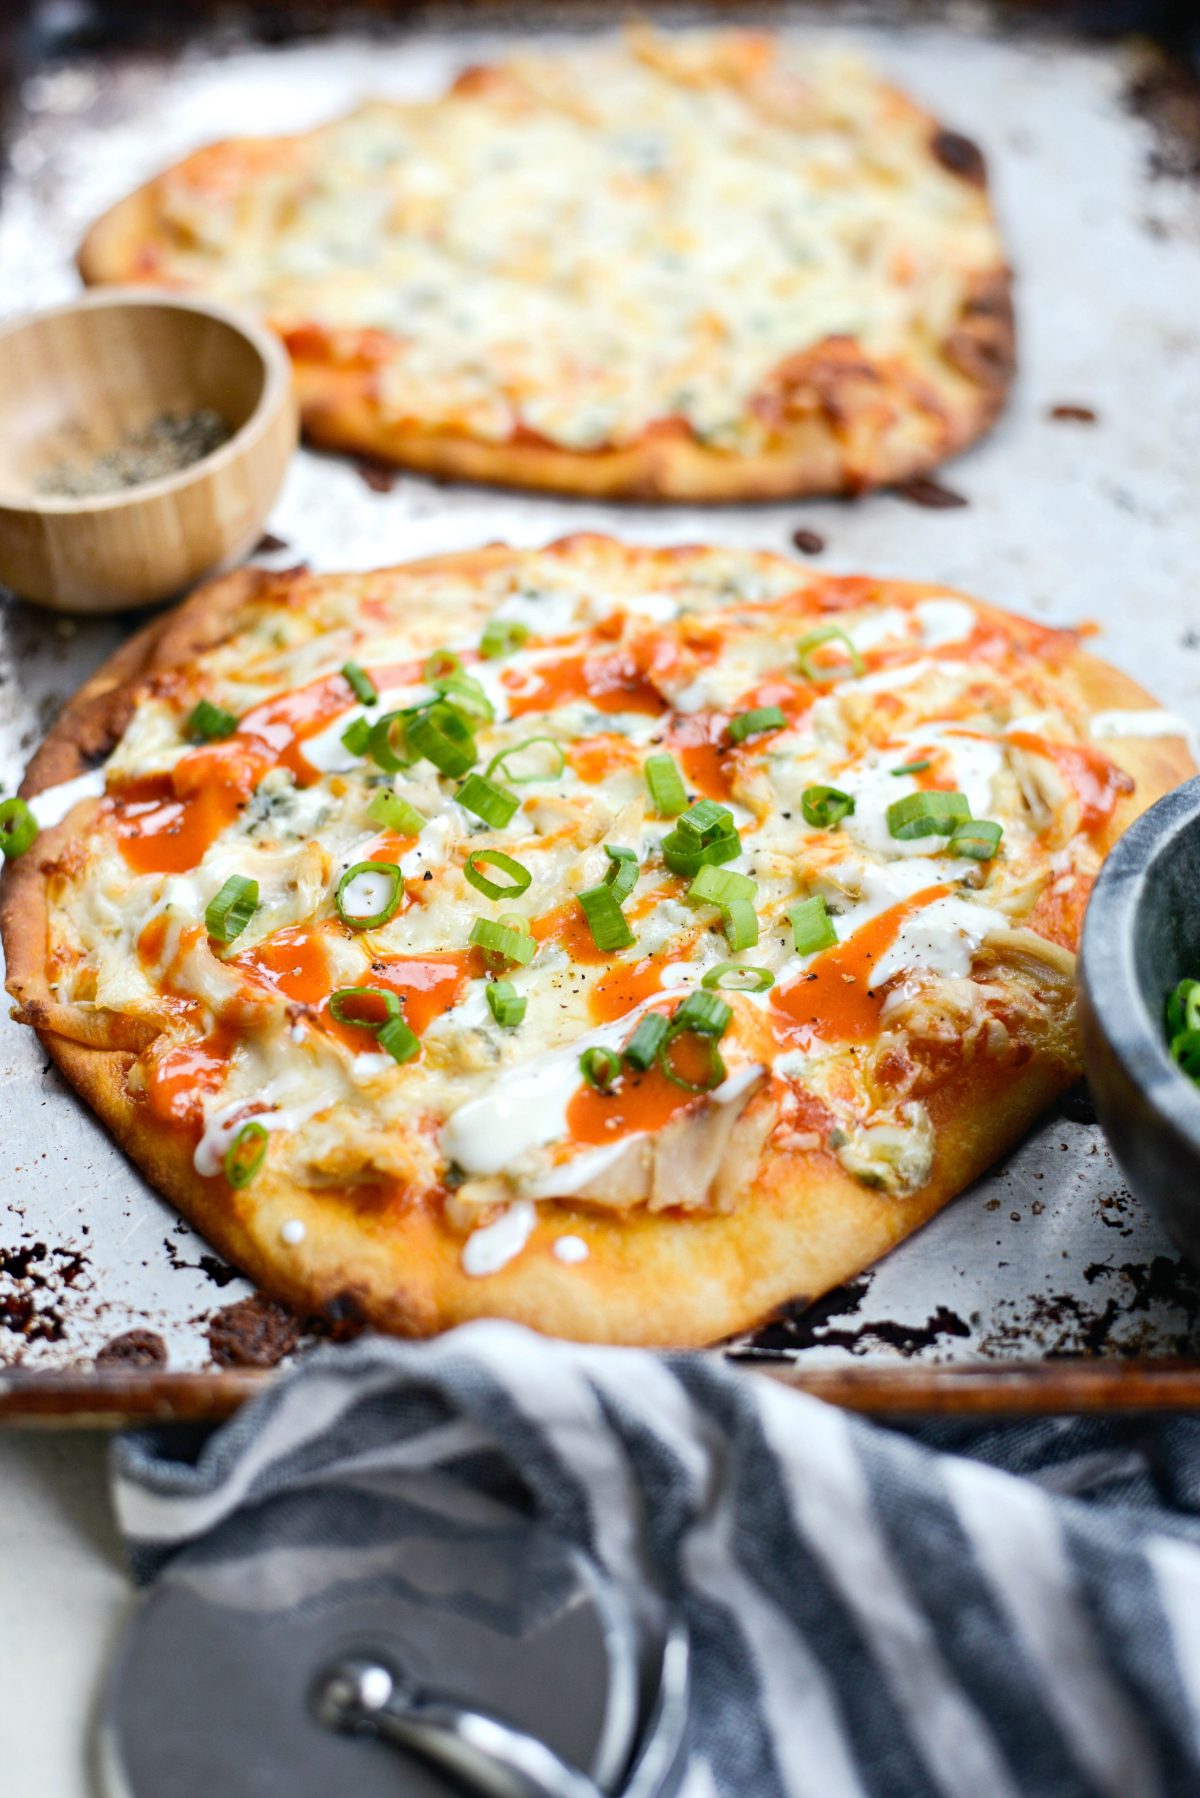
top-left (0, 1431), bottom-right (133, 1798)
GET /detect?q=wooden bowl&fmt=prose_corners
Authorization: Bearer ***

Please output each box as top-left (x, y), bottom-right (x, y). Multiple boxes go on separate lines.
top-left (0, 289), bottom-right (297, 612)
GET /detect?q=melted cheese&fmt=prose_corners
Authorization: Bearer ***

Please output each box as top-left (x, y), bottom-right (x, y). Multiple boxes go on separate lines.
top-left (36, 541), bottom-right (1127, 1277)
top-left (132, 27), bottom-right (1004, 456)
top-left (1089, 709), bottom-right (1193, 742)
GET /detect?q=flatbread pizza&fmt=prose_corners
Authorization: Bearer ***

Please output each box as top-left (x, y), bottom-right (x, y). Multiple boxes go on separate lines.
top-left (3, 538), bottom-right (1191, 1345)
top-left (79, 27), bottom-right (1013, 501)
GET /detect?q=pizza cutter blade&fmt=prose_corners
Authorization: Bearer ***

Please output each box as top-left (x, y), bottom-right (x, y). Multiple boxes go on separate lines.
top-left (98, 1470), bottom-right (689, 1798)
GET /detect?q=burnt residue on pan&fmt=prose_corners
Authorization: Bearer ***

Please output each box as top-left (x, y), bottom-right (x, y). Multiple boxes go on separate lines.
top-left (1124, 44), bottom-right (1200, 184)
top-left (0, 1236), bottom-right (90, 1350)
top-left (977, 1255), bottom-right (1200, 1358)
top-left (96, 1328), bottom-right (168, 1370)
top-left (163, 1228), bottom-right (240, 1288)
top-left (732, 1274), bottom-right (973, 1362)
top-left (208, 1295), bottom-right (301, 1369)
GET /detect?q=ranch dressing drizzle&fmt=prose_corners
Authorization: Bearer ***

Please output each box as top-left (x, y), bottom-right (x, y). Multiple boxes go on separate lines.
top-left (461, 1200), bottom-right (536, 1276)
top-left (28, 769), bottom-right (106, 829)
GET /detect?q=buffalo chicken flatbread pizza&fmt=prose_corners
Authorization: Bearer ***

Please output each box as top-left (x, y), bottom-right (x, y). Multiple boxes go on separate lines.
top-left (3, 538), bottom-right (1191, 1345)
top-left (79, 27), bottom-right (1013, 501)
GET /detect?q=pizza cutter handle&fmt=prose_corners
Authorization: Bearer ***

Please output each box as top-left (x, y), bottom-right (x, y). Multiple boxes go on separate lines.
top-left (313, 1654), bottom-right (607, 1798)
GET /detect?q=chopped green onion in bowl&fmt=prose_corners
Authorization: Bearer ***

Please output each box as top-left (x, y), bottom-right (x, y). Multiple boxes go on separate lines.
top-left (1167, 979), bottom-right (1200, 1082)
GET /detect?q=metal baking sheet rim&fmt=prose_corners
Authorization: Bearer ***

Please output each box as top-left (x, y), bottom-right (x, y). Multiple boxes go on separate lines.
top-left (3, 11), bottom-right (1200, 1416)
top-left (7, 1359), bottom-right (1200, 1427)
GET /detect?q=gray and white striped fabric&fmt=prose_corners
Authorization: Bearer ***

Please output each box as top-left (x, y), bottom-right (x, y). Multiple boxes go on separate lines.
top-left (114, 1322), bottom-right (1200, 1797)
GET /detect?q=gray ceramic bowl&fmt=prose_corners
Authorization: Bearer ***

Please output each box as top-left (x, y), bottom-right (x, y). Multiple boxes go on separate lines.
top-left (1079, 772), bottom-right (1200, 1267)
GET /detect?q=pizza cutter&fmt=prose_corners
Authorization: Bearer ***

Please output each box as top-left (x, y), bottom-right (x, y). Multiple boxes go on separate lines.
top-left (99, 1470), bottom-right (689, 1798)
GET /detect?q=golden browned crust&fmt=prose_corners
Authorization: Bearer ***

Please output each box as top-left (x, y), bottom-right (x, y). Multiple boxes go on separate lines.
top-left (3, 550), bottom-right (1192, 1346)
top-left (41, 1023), bottom-right (1068, 1347)
top-left (287, 301), bottom-right (1013, 503)
top-left (77, 116), bottom-right (1015, 503)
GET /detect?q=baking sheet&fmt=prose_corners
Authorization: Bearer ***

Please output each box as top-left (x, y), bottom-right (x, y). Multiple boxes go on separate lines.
top-left (2, 12), bottom-right (1200, 1385)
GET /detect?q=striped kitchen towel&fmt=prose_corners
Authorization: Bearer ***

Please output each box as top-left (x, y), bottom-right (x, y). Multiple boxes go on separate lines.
top-left (114, 1321), bottom-right (1200, 1797)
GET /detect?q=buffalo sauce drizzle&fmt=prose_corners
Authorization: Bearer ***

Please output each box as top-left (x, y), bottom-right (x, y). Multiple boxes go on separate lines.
top-left (503, 651), bottom-right (666, 719)
top-left (565, 890), bottom-right (952, 1157)
top-left (108, 659), bottom-right (423, 877)
top-left (566, 1025), bottom-right (715, 1146)
top-left (143, 1028), bottom-right (238, 1126)
top-left (1006, 731), bottom-right (1133, 836)
top-left (665, 677), bottom-right (812, 802)
top-left (138, 919), bottom-right (474, 1129)
top-left (588, 946), bottom-right (694, 1024)
top-left (771, 887), bottom-right (949, 1049)
top-left (231, 929), bottom-right (476, 1049)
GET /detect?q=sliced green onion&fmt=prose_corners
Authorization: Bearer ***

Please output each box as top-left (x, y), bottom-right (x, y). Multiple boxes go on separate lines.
top-left (423, 649), bottom-right (463, 682)
top-left (469, 916), bottom-right (535, 965)
top-left (486, 737), bottom-right (565, 785)
top-left (887, 790), bottom-right (971, 840)
top-left (0, 797), bottom-right (37, 859)
top-left (457, 772), bottom-right (519, 829)
top-left (367, 789), bottom-right (426, 836)
top-left (796, 625), bottom-right (864, 685)
top-left (577, 883), bottom-right (635, 953)
top-left (463, 849), bottom-right (531, 900)
top-left (329, 985), bottom-right (401, 1029)
top-left (580, 1046), bottom-right (622, 1093)
top-left (1167, 979), bottom-right (1200, 1040)
top-left (335, 860), bottom-right (403, 931)
top-left (1171, 1029), bottom-right (1200, 1081)
top-left (487, 980), bottom-right (526, 1028)
top-left (687, 865), bottom-right (756, 906)
top-left (660, 826), bottom-right (741, 880)
top-left (406, 701), bottom-right (478, 777)
top-left (604, 845), bottom-right (639, 903)
top-left (186, 697), bottom-right (237, 742)
top-left (789, 895), bottom-right (837, 956)
top-left (658, 1028), bottom-right (726, 1094)
top-left (377, 1014), bottom-right (420, 1065)
top-left (432, 670), bottom-right (494, 723)
top-left (719, 898), bottom-right (759, 952)
top-left (223, 1121), bottom-right (267, 1189)
top-left (341, 661), bottom-right (377, 705)
top-left (948, 818), bottom-right (1004, 861)
top-left (728, 706), bottom-right (786, 745)
top-left (367, 709), bottom-right (418, 773)
top-left (801, 785), bottom-right (855, 830)
top-left (481, 617), bottom-right (529, 659)
top-left (624, 1012), bottom-right (670, 1071)
top-left (674, 990), bottom-right (732, 1037)
top-left (205, 873), bottom-right (258, 944)
top-left (702, 963), bottom-right (774, 993)
top-left (341, 716), bottom-right (373, 757)
top-left (644, 753), bottom-right (688, 818)
top-left (678, 799), bottom-right (735, 843)
top-left (892, 759), bottom-right (931, 777)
